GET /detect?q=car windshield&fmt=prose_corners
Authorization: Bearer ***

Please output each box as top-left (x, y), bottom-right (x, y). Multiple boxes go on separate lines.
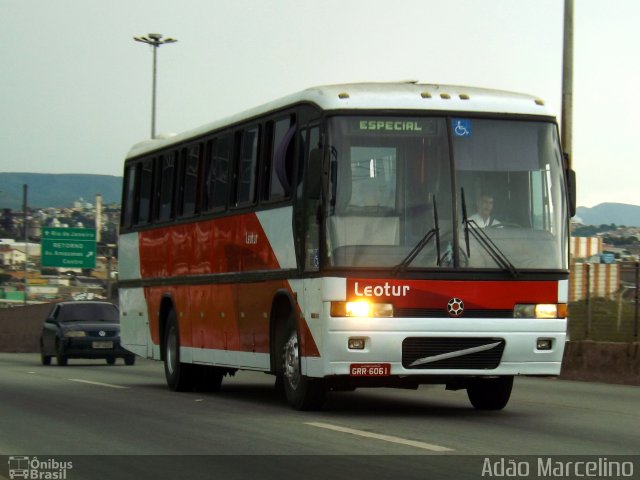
top-left (58, 303), bottom-right (119, 323)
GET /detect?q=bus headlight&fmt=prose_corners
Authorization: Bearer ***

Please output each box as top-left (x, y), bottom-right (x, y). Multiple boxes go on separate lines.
top-left (514, 304), bottom-right (567, 319)
top-left (331, 301), bottom-right (393, 318)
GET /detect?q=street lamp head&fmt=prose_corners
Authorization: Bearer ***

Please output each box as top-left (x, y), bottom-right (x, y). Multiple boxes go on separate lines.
top-left (133, 33), bottom-right (178, 46)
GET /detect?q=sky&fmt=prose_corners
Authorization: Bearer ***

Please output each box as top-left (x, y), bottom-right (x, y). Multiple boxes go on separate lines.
top-left (0, 0), bottom-right (638, 208)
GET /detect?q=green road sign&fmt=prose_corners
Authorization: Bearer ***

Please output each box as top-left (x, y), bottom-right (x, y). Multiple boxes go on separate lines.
top-left (41, 227), bottom-right (97, 269)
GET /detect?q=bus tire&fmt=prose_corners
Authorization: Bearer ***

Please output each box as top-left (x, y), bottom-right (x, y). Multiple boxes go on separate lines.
top-left (281, 318), bottom-right (325, 410)
top-left (164, 309), bottom-right (194, 392)
top-left (467, 376), bottom-right (513, 410)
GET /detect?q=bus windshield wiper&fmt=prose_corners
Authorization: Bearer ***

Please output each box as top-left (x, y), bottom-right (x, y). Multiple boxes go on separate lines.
top-left (461, 188), bottom-right (518, 279)
top-left (394, 196), bottom-right (441, 274)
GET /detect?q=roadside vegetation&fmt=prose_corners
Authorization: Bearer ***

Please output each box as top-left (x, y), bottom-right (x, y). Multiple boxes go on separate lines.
top-left (568, 297), bottom-right (638, 342)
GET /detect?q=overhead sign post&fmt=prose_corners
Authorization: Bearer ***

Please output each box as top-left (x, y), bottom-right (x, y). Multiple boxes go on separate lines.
top-left (41, 227), bottom-right (97, 269)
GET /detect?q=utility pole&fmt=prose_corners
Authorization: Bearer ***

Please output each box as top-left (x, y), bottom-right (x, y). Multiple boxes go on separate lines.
top-left (562, 0), bottom-right (574, 161)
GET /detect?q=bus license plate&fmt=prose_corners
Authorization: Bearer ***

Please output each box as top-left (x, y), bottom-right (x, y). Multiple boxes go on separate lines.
top-left (350, 363), bottom-right (391, 376)
top-left (92, 341), bottom-right (113, 349)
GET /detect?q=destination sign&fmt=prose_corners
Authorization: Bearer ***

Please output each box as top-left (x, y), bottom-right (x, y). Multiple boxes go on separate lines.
top-left (353, 118), bottom-right (439, 135)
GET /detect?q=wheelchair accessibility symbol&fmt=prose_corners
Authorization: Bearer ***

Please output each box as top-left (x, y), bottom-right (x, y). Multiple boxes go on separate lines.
top-left (452, 119), bottom-right (472, 137)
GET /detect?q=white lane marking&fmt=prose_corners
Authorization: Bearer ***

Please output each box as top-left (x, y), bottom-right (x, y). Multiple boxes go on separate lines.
top-left (305, 422), bottom-right (454, 452)
top-left (68, 379), bottom-right (128, 389)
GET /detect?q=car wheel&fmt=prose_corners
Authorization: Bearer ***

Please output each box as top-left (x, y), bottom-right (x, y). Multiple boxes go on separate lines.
top-left (55, 340), bottom-right (68, 366)
top-left (106, 356), bottom-right (116, 365)
top-left (40, 340), bottom-right (51, 366)
top-left (467, 376), bottom-right (513, 410)
top-left (124, 355), bottom-right (136, 366)
top-left (164, 309), bottom-right (194, 391)
top-left (281, 315), bottom-right (325, 410)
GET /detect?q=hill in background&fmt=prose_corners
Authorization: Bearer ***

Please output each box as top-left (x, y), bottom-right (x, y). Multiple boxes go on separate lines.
top-left (1, 172), bottom-right (639, 226)
top-left (0, 173), bottom-right (122, 209)
top-left (575, 203), bottom-right (640, 227)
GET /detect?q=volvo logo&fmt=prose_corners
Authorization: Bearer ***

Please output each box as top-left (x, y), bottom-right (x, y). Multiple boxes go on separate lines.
top-left (447, 298), bottom-right (464, 317)
top-left (98, 330), bottom-right (106, 337)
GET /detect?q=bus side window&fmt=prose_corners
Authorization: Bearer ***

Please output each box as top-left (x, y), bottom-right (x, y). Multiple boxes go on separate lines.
top-left (305, 126), bottom-right (320, 199)
top-left (234, 126), bottom-right (260, 207)
top-left (158, 153), bottom-right (177, 221)
top-left (179, 144), bottom-right (201, 217)
top-left (136, 159), bottom-right (154, 225)
top-left (263, 115), bottom-right (296, 202)
top-left (304, 126), bottom-right (321, 271)
top-left (121, 164), bottom-right (136, 228)
top-left (203, 135), bottom-right (231, 212)
top-left (202, 140), bottom-right (214, 212)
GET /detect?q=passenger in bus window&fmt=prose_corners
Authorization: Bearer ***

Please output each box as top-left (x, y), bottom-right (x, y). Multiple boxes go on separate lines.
top-left (469, 191), bottom-right (501, 228)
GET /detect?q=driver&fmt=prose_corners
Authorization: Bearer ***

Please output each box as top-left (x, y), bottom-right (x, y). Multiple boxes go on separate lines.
top-left (469, 192), bottom-right (501, 228)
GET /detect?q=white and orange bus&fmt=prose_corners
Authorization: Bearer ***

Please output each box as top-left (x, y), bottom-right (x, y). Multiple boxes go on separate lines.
top-left (119, 82), bottom-right (575, 410)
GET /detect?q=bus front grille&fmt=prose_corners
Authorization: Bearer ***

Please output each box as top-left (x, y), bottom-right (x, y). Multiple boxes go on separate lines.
top-left (402, 337), bottom-right (505, 369)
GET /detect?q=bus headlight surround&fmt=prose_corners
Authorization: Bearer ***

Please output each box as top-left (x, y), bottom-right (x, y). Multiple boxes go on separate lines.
top-left (514, 304), bottom-right (567, 319)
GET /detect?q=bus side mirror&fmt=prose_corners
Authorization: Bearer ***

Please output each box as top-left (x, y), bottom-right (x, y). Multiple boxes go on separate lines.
top-left (563, 153), bottom-right (577, 218)
top-left (567, 168), bottom-right (577, 218)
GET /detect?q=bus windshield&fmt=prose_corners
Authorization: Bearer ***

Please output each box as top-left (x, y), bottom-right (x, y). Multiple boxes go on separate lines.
top-left (325, 116), bottom-right (568, 271)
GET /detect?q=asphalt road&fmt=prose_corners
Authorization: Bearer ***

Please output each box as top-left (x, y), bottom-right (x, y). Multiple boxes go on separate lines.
top-left (1, 353), bottom-right (639, 480)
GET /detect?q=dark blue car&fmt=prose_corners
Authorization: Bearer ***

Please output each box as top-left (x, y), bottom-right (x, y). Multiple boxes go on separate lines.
top-left (40, 301), bottom-right (135, 366)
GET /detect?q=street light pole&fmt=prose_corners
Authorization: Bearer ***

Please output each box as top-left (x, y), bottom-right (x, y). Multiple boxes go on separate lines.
top-left (133, 33), bottom-right (178, 139)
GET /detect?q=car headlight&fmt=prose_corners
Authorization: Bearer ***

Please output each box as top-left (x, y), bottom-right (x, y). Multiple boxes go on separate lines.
top-left (64, 330), bottom-right (87, 338)
top-left (514, 304), bottom-right (567, 319)
top-left (330, 301), bottom-right (393, 318)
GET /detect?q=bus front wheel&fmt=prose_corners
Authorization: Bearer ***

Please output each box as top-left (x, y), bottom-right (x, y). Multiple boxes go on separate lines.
top-left (467, 376), bottom-right (513, 410)
top-left (281, 320), bottom-right (325, 410)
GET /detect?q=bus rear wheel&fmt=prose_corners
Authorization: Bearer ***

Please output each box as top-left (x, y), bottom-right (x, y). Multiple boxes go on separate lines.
top-left (281, 321), bottom-right (325, 410)
top-left (164, 310), bottom-right (194, 392)
top-left (467, 376), bottom-right (513, 410)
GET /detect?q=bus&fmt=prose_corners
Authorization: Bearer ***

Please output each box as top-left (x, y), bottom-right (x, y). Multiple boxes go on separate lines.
top-left (119, 82), bottom-right (576, 410)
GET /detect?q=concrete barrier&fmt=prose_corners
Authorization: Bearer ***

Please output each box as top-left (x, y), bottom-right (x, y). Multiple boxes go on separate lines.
top-left (1, 303), bottom-right (638, 386)
top-left (0, 303), bottom-right (54, 353)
